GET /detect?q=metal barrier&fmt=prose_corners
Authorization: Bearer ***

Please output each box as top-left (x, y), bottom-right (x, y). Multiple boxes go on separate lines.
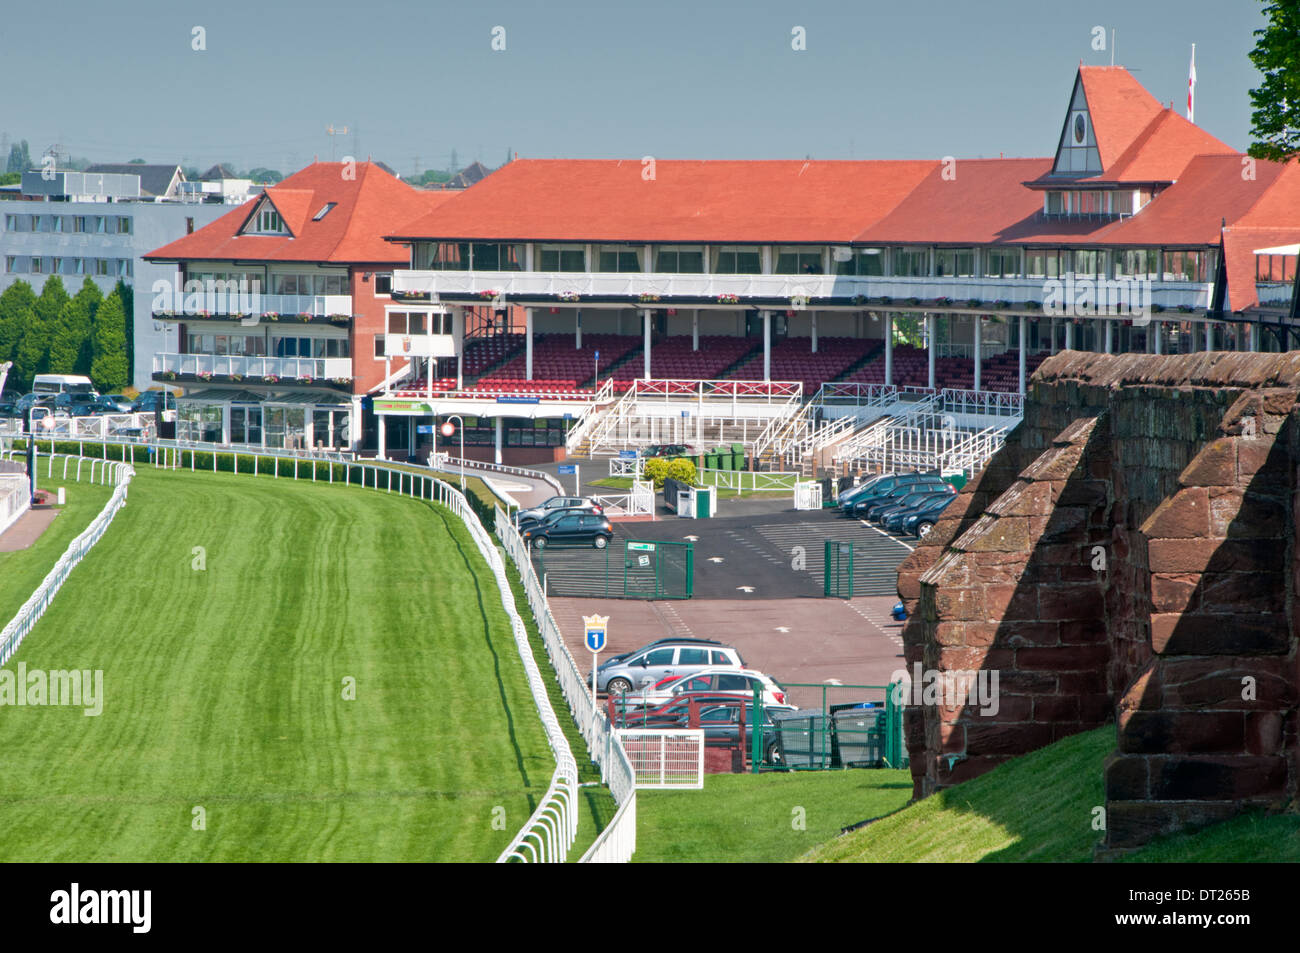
top-left (2, 438), bottom-right (580, 864)
top-left (696, 469), bottom-right (798, 492)
top-left (616, 729), bottom-right (705, 788)
top-left (496, 506), bottom-right (639, 863)
top-left (751, 681), bottom-right (907, 773)
top-left (0, 455), bottom-right (135, 668)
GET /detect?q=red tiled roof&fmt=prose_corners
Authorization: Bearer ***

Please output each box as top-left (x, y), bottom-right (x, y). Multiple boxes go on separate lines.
top-left (146, 162), bottom-right (452, 265)
top-left (1078, 66), bottom-right (1166, 171)
top-left (1220, 162), bottom-right (1300, 311)
top-left (386, 159), bottom-right (940, 244)
top-left (1088, 109), bottom-right (1234, 184)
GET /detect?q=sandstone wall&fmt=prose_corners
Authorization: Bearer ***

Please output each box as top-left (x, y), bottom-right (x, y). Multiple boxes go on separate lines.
top-left (896, 350), bottom-right (1300, 851)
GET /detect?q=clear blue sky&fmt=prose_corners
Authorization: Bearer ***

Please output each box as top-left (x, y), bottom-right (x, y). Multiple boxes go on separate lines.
top-left (0, 0), bottom-right (1268, 176)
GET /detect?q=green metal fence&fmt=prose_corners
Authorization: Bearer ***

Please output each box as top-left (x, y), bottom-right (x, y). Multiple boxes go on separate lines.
top-left (750, 681), bottom-right (906, 772)
top-left (823, 539), bottom-right (854, 598)
top-left (533, 538), bottom-right (694, 600)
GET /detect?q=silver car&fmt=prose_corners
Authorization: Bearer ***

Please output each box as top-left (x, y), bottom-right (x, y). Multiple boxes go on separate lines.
top-left (598, 639), bottom-right (744, 695)
top-left (513, 495), bottom-right (600, 526)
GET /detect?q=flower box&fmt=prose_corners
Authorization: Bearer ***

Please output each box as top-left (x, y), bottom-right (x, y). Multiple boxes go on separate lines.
top-left (715, 293), bottom-right (740, 304)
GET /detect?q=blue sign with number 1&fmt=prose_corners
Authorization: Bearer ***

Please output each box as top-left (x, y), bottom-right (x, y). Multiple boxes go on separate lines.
top-left (585, 627), bottom-right (606, 652)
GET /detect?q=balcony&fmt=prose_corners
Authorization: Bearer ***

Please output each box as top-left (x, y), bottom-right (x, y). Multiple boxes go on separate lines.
top-left (392, 270), bottom-right (1213, 313)
top-left (152, 294), bottom-right (353, 324)
top-left (153, 353), bottom-right (353, 387)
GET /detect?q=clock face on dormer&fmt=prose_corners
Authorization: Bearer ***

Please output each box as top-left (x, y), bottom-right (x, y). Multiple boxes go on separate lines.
top-left (1073, 113), bottom-right (1087, 144)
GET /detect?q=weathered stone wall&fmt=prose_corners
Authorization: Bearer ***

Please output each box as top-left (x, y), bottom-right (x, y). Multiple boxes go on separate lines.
top-left (897, 350), bottom-right (1300, 850)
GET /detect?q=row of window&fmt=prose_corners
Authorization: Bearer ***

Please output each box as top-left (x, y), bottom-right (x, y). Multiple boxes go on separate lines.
top-left (386, 311), bottom-right (454, 335)
top-left (187, 271), bottom-right (350, 297)
top-left (6, 255), bottom-right (132, 277)
top-left (185, 333), bottom-right (351, 358)
top-left (1044, 190), bottom-right (1143, 216)
top-left (178, 404), bottom-right (351, 449)
top-left (410, 242), bottom-right (1216, 281)
top-left (3, 213), bottom-right (133, 234)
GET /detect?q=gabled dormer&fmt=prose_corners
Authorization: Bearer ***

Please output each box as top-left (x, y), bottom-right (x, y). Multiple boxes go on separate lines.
top-left (240, 194), bottom-right (292, 237)
top-left (1053, 73), bottom-right (1102, 177)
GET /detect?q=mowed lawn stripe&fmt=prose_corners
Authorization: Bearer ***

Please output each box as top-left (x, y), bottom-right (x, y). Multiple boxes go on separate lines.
top-left (0, 467), bottom-right (551, 861)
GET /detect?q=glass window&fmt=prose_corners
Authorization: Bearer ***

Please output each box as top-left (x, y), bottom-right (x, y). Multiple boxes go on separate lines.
top-left (645, 648), bottom-right (675, 665)
top-left (654, 246), bottom-right (705, 273)
top-left (891, 247), bottom-right (929, 277)
top-left (774, 246), bottom-right (824, 275)
top-left (984, 248), bottom-right (1021, 278)
top-left (374, 274), bottom-right (392, 295)
top-left (712, 246), bottom-right (762, 274)
top-left (597, 246), bottom-right (642, 272)
top-left (470, 243), bottom-right (525, 271)
top-left (678, 648), bottom-right (709, 665)
top-left (837, 248), bottom-right (885, 276)
top-left (538, 245), bottom-right (587, 272)
top-left (935, 248), bottom-right (975, 277)
top-left (419, 242), bottom-right (469, 270)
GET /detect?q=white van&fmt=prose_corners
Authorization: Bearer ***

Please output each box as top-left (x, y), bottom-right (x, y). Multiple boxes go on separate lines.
top-left (32, 374), bottom-right (97, 396)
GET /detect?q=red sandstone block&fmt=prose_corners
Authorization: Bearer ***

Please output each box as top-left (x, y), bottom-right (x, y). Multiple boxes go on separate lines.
top-left (1015, 644), bottom-right (1111, 672)
top-left (1148, 754), bottom-right (1288, 800)
top-left (1056, 671), bottom-right (1109, 693)
top-left (965, 516), bottom-right (1033, 553)
top-left (1104, 800), bottom-right (1242, 849)
top-left (1079, 693), bottom-right (1115, 723)
top-left (1147, 538), bottom-right (1278, 574)
top-left (1160, 655), bottom-right (1297, 708)
top-left (938, 722), bottom-right (965, 753)
top-left (1058, 619), bottom-right (1107, 644)
top-left (982, 584), bottom-right (1038, 621)
top-left (936, 646), bottom-right (1013, 671)
top-left (1150, 612), bottom-right (1290, 656)
top-left (1104, 752), bottom-right (1150, 800)
top-left (1117, 710), bottom-right (1246, 755)
top-left (1245, 712), bottom-right (1284, 755)
top-left (1033, 695), bottom-right (1081, 721)
top-left (1236, 438), bottom-right (1285, 480)
top-left (1199, 571), bottom-right (1285, 614)
top-left (1037, 581), bottom-right (1104, 621)
top-left (1178, 438), bottom-right (1236, 487)
top-left (1142, 488), bottom-right (1210, 539)
top-left (1118, 664), bottom-right (1160, 712)
top-left (1150, 573), bottom-right (1200, 614)
top-left (997, 670), bottom-right (1059, 693)
top-left (964, 722), bottom-right (1055, 757)
top-left (999, 620), bottom-right (1062, 648)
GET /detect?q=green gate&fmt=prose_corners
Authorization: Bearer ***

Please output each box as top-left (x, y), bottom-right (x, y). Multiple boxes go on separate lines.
top-left (823, 539), bottom-right (854, 598)
top-left (624, 539), bottom-right (694, 600)
top-left (750, 681), bottom-right (906, 772)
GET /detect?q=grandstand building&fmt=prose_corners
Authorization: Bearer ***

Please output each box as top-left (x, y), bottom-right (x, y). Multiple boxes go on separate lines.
top-left (147, 66), bottom-right (1300, 466)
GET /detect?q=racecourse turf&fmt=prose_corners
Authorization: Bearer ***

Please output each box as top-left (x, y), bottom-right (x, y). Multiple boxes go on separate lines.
top-left (0, 466), bottom-right (554, 861)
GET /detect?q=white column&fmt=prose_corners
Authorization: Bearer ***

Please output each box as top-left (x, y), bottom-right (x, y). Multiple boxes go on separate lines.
top-left (494, 415), bottom-right (503, 465)
top-left (1104, 318), bottom-right (1113, 354)
top-left (575, 308), bottom-right (582, 349)
top-left (1050, 318), bottom-right (1058, 353)
top-left (927, 314), bottom-right (936, 390)
top-left (692, 309), bottom-right (699, 351)
top-left (973, 315), bottom-right (982, 392)
top-left (1154, 320), bottom-right (1163, 355)
top-left (455, 307), bottom-right (464, 390)
top-left (642, 308), bottom-right (652, 379)
top-left (885, 314), bottom-right (893, 386)
top-left (811, 312), bottom-right (818, 354)
top-left (1018, 315), bottom-right (1027, 396)
top-left (763, 311), bottom-right (771, 381)
top-left (525, 307), bottom-right (534, 380)
top-left (1205, 321), bottom-right (1213, 352)
top-left (377, 414), bottom-right (387, 460)
top-left (1064, 319), bottom-right (1074, 351)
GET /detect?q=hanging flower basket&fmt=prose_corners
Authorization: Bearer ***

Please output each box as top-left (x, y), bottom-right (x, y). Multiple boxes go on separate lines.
top-left (715, 293), bottom-right (740, 304)
top-left (479, 289), bottom-right (500, 300)
top-left (638, 293), bottom-right (661, 303)
top-left (263, 375), bottom-right (279, 384)
top-left (558, 291), bottom-right (581, 302)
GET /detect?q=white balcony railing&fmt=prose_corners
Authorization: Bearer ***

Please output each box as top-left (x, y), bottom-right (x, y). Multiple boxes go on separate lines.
top-left (153, 353), bottom-right (352, 381)
top-left (394, 269), bottom-right (1214, 311)
top-left (154, 293), bottom-right (353, 318)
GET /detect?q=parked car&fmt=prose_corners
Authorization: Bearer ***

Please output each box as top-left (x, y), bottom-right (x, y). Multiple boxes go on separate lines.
top-left (53, 391), bottom-right (105, 417)
top-left (905, 494), bottom-right (959, 539)
top-left (846, 475), bottom-right (950, 517)
top-left (840, 472), bottom-right (936, 514)
top-left (837, 473), bottom-right (891, 505)
top-left (0, 391), bottom-right (20, 418)
top-left (13, 393), bottom-right (57, 418)
top-left (513, 495), bottom-right (600, 526)
top-left (101, 394), bottom-right (135, 414)
top-left (642, 444), bottom-right (695, 458)
top-left (130, 390), bottom-right (176, 414)
top-left (867, 485), bottom-right (957, 524)
top-left (520, 511), bottom-right (613, 549)
top-left (622, 698), bottom-right (798, 763)
top-left (622, 667), bottom-right (788, 709)
top-left (598, 638), bottom-right (744, 695)
top-left (516, 502), bottom-right (603, 533)
top-left (887, 492), bottom-right (958, 533)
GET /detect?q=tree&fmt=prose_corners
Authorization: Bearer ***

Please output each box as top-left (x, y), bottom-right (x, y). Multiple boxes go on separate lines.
top-left (114, 279), bottom-right (134, 380)
top-left (1248, 2), bottom-right (1300, 160)
top-left (49, 298), bottom-right (90, 374)
top-left (5, 140), bottom-right (31, 174)
top-left (247, 167), bottom-right (283, 184)
top-left (91, 290), bottom-right (129, 392)
top-left (12, 276), bottom-right (71, 385)
top-left (128, 158), bottom-right (146, 164)
top-left (71, 277), bottom-right (103, 375)
top-left (0, 280), bottom-right (36, 369)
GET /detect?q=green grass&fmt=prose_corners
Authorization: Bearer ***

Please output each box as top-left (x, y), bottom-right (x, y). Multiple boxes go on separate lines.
top-left (591, 477), bottom-right (634, 490)
top-left (633, 770), bottom-right (912, 862)
top-left (0, 466), bottom-right (555, 861)
top-left (0, 477), bottom-right (111, 625)
top-left (802, 724), bottom-right (1300, 863)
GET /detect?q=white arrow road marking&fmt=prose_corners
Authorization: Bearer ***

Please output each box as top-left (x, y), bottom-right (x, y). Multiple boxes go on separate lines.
top-left (736, 586), bottom-right (755, 593)
top-left (823, 678), bottom-right (843, 686)
top-left (707, 556), bottom-right (724, 563)
top-left (774, 626), bottom-right (790, 633)
top-left (683, 535), bottom-right (699, 541)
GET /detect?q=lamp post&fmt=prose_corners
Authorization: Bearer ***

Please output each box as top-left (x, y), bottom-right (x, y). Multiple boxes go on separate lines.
top-left (441, 415), bottom-right (465, 493)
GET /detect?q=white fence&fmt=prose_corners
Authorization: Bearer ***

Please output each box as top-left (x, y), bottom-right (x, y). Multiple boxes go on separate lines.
top-left (616, 729), bottom-right (705, 789)
top-left (496, 505), bottom-right (639, 863)
top-left (696, 469), bottom-right (798, 492)
top-left (1, 440), bottom-right (582, 864)
top-left (591, 479), bottom-right (655, 518)
top-left (608, 456), bottom-right (645, 478)
top-left (0, 473), bottom-right (28, 538)
top-left (0, 454), bottom-right (135, 668)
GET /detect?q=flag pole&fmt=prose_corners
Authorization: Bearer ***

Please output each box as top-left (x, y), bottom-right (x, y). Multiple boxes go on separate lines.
top-left (1187, 43), bottom-right (1197, 124)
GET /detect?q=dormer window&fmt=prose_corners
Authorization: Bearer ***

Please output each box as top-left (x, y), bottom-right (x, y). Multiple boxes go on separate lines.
top-left (244, 201), bottom-right (288, 235)
top-left (312, 202), bottom-right (337, 221)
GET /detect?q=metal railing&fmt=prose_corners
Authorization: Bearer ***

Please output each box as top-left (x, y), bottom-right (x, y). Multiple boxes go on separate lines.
top-left (940, 388), bottom-right (1024, 419)
top-left (0, 454), bottom-right (135, 667)
top-left (696, 468), bottom-right (798, 492)
top-left (496, 507), bottom-right (639, 863)
top-left (561, 378), bottom-right (616, 453)
top-left (153, 352), bottom-right (352, 381)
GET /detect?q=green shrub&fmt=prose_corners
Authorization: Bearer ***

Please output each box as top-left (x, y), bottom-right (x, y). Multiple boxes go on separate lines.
top-left (643, 456), bottom-right (697, 489)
